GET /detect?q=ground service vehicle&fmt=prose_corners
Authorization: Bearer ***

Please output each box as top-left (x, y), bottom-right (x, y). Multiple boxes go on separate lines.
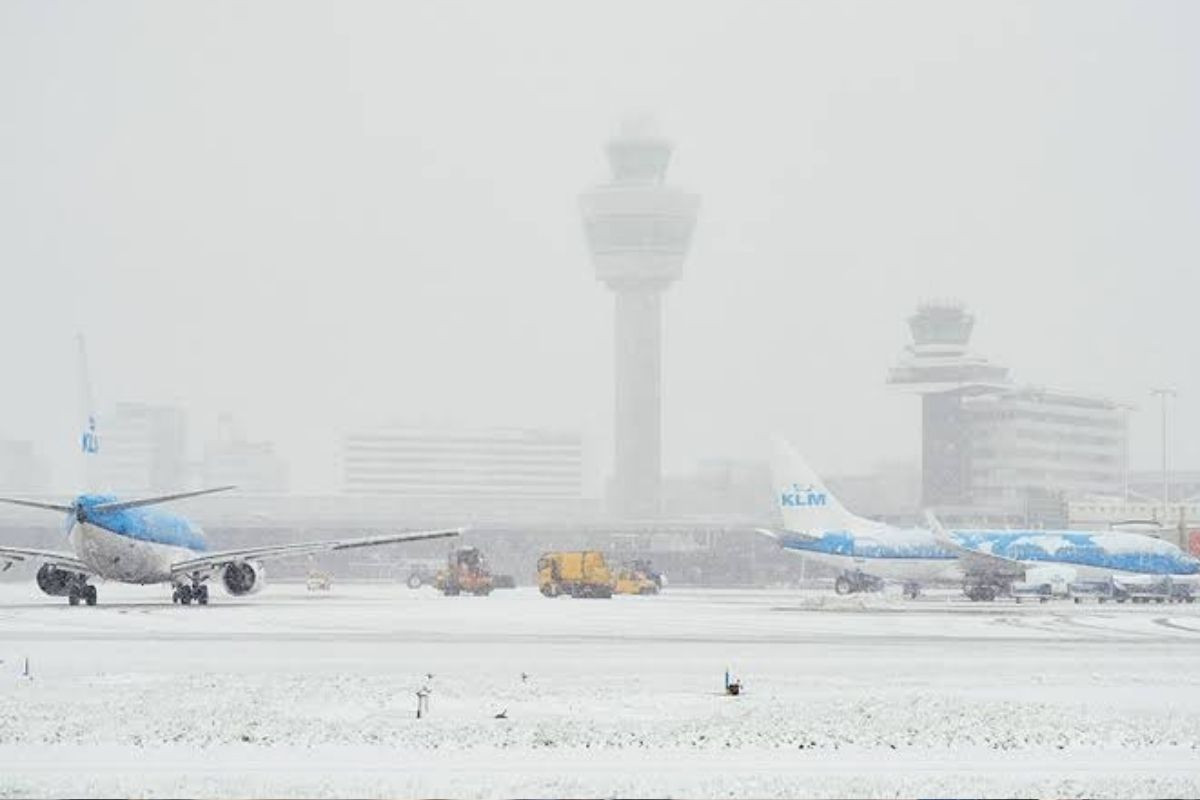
top-left (538, 551), bottom-right (614, 598)
top-left (1069, 576), bottom-right (1196, 604)
top-left (436, 547), bottom-right (494, 596)
top-left (613, 560), bottom-right (662, 595)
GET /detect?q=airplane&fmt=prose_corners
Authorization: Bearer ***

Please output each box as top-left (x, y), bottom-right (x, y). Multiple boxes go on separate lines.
top-left (761, 439), bottom-right (1200, 601)
top-left (0, 488), bottom-right (462, 605)
top-left (0, 340), bottom-right (462, 606)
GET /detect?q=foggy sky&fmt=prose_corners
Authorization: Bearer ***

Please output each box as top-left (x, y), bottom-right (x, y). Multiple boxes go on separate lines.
top-left (2, 0), bottom-right (1197, 492)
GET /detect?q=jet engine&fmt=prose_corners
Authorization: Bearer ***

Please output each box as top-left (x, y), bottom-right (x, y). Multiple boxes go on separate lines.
top-left (221, 560), bottom-right (266, 596)
top-left (36, 564), bottom-right (82, 596)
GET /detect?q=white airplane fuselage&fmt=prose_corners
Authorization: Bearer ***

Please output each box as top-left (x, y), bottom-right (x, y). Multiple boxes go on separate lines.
top-left (69, 521), bottom-right (200, 584)
top-left (775, 527), bottom-right (1200, 587)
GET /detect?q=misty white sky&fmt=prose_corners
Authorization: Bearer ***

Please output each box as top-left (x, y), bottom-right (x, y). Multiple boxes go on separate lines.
top-left (1, 0), bottom-right (1197, 492)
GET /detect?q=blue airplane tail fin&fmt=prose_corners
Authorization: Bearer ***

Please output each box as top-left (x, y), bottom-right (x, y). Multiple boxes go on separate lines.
top-left (75, 334), bottom-right (102, 495)
top-left (77, 334), bottom-right (98, 457)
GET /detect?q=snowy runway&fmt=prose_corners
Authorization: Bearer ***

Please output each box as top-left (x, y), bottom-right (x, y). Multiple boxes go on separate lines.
top-left (1, 583), bottom-right (1198, 798)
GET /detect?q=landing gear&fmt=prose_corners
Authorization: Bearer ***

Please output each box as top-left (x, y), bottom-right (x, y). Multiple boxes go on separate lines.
top-left (902, 581), bottom-right (921, 600)
top-left (964, 583), bottom-right (1000, 602)
top-left (67, 581), bottom-right (97, 606)
top-left (834, 570), bottom-right (883, 595)
top-left (173, 580), bottom-right (209, 606)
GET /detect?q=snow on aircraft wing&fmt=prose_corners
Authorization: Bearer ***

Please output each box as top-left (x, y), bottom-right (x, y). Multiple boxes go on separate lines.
top-left (169, 527), bottom-right (464, 577)
top-left (0, 545), bottom-right (96, 575)
top-left (923, 510), bottom-right (1026, 580)
top-left (756, 527), bottom-right (820, 543)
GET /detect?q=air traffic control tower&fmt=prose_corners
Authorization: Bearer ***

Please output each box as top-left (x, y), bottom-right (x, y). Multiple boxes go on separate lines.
top-left (888, 302), bottom-right (1010, 508)
top-left (580, 121), bottom-right (699, 517)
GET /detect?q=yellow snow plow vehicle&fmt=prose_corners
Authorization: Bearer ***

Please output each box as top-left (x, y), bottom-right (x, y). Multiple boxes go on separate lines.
top-left (613, 560), bottom-right (663, 595)
top-left (537, 551), bottom-right (614, 598)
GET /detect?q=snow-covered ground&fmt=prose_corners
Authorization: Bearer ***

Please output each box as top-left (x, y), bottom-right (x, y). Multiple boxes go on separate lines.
top-left (1, 582), bottom-right (1199, 798)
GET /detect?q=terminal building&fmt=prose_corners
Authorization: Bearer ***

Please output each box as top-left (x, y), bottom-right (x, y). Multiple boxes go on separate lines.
top-left (889, 302), bottom-right (1126, 526)
top-left (342, 425), bottom-right (588, 505)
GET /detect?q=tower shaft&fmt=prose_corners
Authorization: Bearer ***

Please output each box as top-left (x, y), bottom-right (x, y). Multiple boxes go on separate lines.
top-left (612, 288), bottom-right (663, 517)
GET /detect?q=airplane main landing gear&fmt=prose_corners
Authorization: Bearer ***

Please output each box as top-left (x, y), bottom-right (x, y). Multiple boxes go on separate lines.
top-left (834, 570), bottom-right (883, 595)
top-left (67, 583), bottom-right (97, 606)
top-left (172, 581), bottom-right (209, 606)
top-left (964, 582), bottom-right (1003, 602)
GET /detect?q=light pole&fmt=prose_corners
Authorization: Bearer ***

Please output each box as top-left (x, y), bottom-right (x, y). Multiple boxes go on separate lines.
top-left (1120, 404), bottom-right (1132, 503)
top-left (1150, 388), bottom-right (1176, 525)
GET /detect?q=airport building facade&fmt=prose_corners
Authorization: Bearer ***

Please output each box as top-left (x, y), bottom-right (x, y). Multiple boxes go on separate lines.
top-left (964, 387), bottom-right (1124, 511)
top-left (342, 425), bottom-right (587, 502)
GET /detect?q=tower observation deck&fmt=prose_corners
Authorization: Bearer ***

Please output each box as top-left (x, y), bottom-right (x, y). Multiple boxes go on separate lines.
top-left (580, 121), bottom-right (699, 517)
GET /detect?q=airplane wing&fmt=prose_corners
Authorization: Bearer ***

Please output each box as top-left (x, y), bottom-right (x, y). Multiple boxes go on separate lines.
top-left (89, 485), bottom-right (236, 514)
top-left (756, 527), bottom-right (820, 544)
top-left (0, 497), bottom-right (74, 513)
top-left (923, 510), bottom-right (1026, 580)
top-left (170, 527), bottom-right (463, 578)
top-left (0, 544), bottom-right (96, 575)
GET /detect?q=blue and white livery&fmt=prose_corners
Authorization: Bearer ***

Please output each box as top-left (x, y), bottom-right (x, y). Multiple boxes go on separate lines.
top-left (0, 337), bottom-right (461, 605)
top-left (763, 439), bottom-right (1200, 601)
top-left (0, 487), bottom-right (462, 606)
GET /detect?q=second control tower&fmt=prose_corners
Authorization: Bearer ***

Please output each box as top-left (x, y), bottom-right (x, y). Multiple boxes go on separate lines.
top-left (580, 120), bottom-right (699, 517)
top-left (888, 302), bottom-right (1011, 508)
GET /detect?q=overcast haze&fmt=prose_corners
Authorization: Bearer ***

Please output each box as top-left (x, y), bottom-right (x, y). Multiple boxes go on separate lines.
top-left (1, 0), bottom-right (1197, 493)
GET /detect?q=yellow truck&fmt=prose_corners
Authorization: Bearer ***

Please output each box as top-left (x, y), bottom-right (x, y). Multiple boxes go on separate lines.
top-left (537, 551), bottom-right (614, 598)
top-left (612, 562), bottom-right (661, 595)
